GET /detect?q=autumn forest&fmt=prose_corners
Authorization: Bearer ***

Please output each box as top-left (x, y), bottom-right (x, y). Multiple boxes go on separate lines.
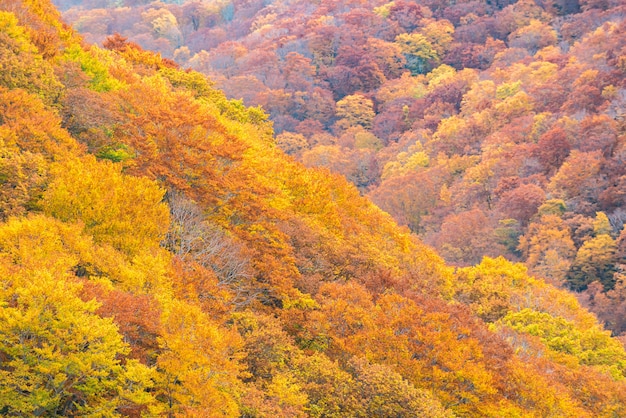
top-left (0, 0), bottom-right (625, 416)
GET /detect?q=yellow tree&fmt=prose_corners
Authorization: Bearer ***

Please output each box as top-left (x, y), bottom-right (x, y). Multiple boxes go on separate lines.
top-left (348, 358), bottom-right (453, 418)
top-left (421, 19), bottom-right (455, 58)
top-left (0, 215), bottom-right (157, 416)
top-left (519, 214), bottom-right (576, 284)
top-left (155, 299), bottom-right (244, 417)
top-left (0, 11), bottom-right (63, 105)
top-left (43, 155), bottom-right (170, 257)
top-left (335, 94), bottom-right (375, 130)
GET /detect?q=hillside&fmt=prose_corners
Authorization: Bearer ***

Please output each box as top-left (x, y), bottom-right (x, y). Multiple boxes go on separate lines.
top-left (54, 0), bottom-right (626, 340)
top-left (1, 0), bottom-right (626, 416)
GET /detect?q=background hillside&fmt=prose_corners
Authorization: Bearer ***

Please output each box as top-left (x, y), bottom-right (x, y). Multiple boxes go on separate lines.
top-left (0, 0), bottom-right (626, 416)
top-left (54, 0), bottom-right (626, 340)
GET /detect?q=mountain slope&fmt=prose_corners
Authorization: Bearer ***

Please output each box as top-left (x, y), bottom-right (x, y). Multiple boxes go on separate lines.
top-left (0, 1), bottom-right (625, 416)
top-left (54, 0), bottom-right (626, 340)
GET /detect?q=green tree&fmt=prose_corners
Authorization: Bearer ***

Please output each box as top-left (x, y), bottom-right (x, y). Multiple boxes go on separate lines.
top-left (567, 234), bottom-right (618, 291)
top-left (499, 309), bottom-right (626, 378)
top-left (395, 33), bottom-right (438, 74)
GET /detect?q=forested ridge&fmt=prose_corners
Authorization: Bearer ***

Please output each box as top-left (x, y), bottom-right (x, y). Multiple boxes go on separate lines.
top-left (0, 0), bottom-right (625, 416)
top-left (55, 0), bottom-right (626, 341)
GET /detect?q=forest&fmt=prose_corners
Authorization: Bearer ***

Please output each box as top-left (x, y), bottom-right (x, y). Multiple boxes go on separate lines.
top-left (0, 0), bottom-right (625, 416)
top-left (54, 0), bottom-right (626, 341)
